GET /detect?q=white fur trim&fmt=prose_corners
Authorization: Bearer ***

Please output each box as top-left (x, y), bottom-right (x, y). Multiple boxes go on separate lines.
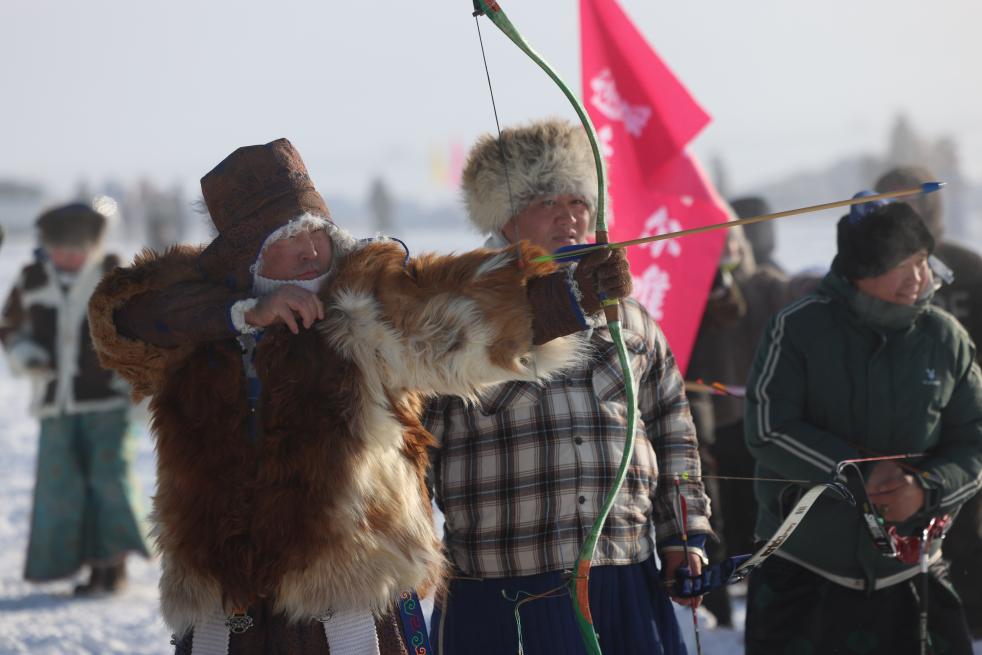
top-left (252, 270), bottom-right (331, 297)
top-left (250, 214), bottom-right (361, 293)
top-left (253, 214), bottom-right (332, 269)
top-left (229, 299), bottom-right (259, 335)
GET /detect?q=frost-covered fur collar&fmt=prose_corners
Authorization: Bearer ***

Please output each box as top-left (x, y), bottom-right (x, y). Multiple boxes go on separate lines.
top-left (251, 214), bottom-right (360, 295)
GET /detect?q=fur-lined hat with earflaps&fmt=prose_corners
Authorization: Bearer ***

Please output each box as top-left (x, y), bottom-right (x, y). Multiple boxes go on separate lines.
top-left (461, 119), bottom-right (599, 234)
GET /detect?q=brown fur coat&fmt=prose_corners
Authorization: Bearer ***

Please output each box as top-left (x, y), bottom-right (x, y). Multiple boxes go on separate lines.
top-left (88, 240), bottom-right (584, 636)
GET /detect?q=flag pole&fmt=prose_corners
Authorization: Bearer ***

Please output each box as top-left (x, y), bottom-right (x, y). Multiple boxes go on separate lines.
top-left (532, 182), bottom-right (944, 263)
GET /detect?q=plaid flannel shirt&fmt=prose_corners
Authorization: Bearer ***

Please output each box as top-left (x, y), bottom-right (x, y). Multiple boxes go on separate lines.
top-left (423, 298), bottom-right (711, 578)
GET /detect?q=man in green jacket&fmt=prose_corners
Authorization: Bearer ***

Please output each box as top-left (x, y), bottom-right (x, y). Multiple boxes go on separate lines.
top-left (744, 198), bottom-right (981, 654)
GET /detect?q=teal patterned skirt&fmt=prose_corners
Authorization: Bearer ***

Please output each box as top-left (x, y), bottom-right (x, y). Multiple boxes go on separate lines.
top-left (25, 409), bottom-right (150, 581)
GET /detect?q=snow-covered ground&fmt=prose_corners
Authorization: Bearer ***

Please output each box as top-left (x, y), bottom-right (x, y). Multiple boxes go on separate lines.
top-left (0, 226), bottom-right (978, 654)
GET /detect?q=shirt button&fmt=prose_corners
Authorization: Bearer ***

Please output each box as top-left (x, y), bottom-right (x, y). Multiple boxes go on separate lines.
top-left (578, 495), bottom-right (586, 505)
top-left (574, 436), bottom-right (583, 445)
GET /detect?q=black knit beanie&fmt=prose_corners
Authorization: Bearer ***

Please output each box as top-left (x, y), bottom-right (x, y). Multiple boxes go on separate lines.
top-left (832, 197), bottom-right (934, 280)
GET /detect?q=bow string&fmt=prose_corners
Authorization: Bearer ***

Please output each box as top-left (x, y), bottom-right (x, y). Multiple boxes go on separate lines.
top-left (471, 3), bottom-right (638, 653)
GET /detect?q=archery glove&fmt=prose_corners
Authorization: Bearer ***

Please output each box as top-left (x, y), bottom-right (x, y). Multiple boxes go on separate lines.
top-left (526, 248), bottom-right (632, 345)
top-left (574, 247), bottom-right (632, 315)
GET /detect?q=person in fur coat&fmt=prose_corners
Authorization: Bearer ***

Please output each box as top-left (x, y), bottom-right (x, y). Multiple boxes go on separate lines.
top-left (86, 138), bottom-right (631, 655)
top-left (0, 203), bottom-right (149, 596)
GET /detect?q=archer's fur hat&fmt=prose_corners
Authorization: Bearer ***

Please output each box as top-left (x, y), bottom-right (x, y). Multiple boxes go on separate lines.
top-left (36, 203), bottom-right (106, 247)
top-left (832, 198), bottom-right (934, 280)
top-left (461, 119), bottom-right (598, 234)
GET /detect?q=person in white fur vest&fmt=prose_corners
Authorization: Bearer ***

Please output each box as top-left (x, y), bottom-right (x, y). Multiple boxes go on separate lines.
top-left (1, 203), bottom-right (149, 596)
top-left (87, 137), bottom-right (631, 655)
top-left (423, 119), bottom-right (711, 655)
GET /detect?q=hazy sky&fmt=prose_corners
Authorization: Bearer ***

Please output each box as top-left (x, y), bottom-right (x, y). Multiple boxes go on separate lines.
top-left (2, 0), bottom-right (981, 207)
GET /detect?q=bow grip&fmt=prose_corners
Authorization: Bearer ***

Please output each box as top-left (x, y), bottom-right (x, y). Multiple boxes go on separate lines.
top-left (672, 554), bottom-right (753, 598)
top-left (593, 229), bottom-right (620, 322)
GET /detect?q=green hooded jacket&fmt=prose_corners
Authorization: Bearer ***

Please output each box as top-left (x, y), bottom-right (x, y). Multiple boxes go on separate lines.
top-left (745, 271), bottom-right (982, 591)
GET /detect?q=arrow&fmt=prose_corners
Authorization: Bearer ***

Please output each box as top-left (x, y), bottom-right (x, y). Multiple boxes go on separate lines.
top-left (533, 182), bottom-right (945, 263)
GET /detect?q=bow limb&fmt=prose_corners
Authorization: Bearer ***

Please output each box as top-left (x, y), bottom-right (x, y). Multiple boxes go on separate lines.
top-left (472, 1), bottom-right (608, 234)
top-left (472, 3), bottom-right (637, 654)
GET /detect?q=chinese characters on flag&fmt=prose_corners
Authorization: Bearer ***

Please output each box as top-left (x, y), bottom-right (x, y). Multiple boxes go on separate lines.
top-left (580, 0), bottom-right (730, 374)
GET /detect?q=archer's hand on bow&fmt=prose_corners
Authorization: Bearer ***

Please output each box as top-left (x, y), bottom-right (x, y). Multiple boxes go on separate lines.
top-left (866, 460), bottom-right (926, 524)
top-left (661, 550), bottom-right (704, 609)
top-left (574, 247), bottom-right (632, 314)
top-left (527, 247), bottom-right (632, 345)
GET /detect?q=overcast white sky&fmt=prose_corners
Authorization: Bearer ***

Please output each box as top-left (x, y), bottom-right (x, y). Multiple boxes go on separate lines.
top-left (2, 0), bottom-right (981, 207)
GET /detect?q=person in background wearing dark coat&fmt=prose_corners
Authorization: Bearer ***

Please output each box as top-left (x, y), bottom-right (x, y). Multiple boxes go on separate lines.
top-left (744, 198), bottom-right (980, 654)
top-left (877, 165), bottom-right (982, 639)
top-left (686, 205), bottom-right (790, 626)
top-left (734, 197), bottom-right (784, 275)
top-left (0, 203), bottom-right (149, 596)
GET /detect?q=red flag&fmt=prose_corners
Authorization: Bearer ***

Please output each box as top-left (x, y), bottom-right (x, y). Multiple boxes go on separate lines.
top-left (580, 0), bottom-right (729, 374)
top-left (580, 0), bottom-right (710, 177)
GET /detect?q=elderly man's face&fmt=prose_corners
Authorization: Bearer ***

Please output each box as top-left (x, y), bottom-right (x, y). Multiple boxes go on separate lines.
top-left (502, 194), bottom-right (591, 251)
top-left (854, 249), bottom-right (932, 306)
top-left (260, 227), bottom-right (333, 281)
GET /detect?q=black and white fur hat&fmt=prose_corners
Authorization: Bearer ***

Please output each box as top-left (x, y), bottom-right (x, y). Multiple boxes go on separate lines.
top-left (461, 118), bottom-right (599, 234)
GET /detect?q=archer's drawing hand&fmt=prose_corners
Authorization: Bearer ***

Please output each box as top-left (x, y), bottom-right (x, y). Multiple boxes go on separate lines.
top-left (661, 550), bottom-right (704, 609)
top-left (866, 461), bottom-right (925, 523)
top-left (245, 286), bottom-right (325, 334)
top-left (574, 248), bottom-right (632, 314)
